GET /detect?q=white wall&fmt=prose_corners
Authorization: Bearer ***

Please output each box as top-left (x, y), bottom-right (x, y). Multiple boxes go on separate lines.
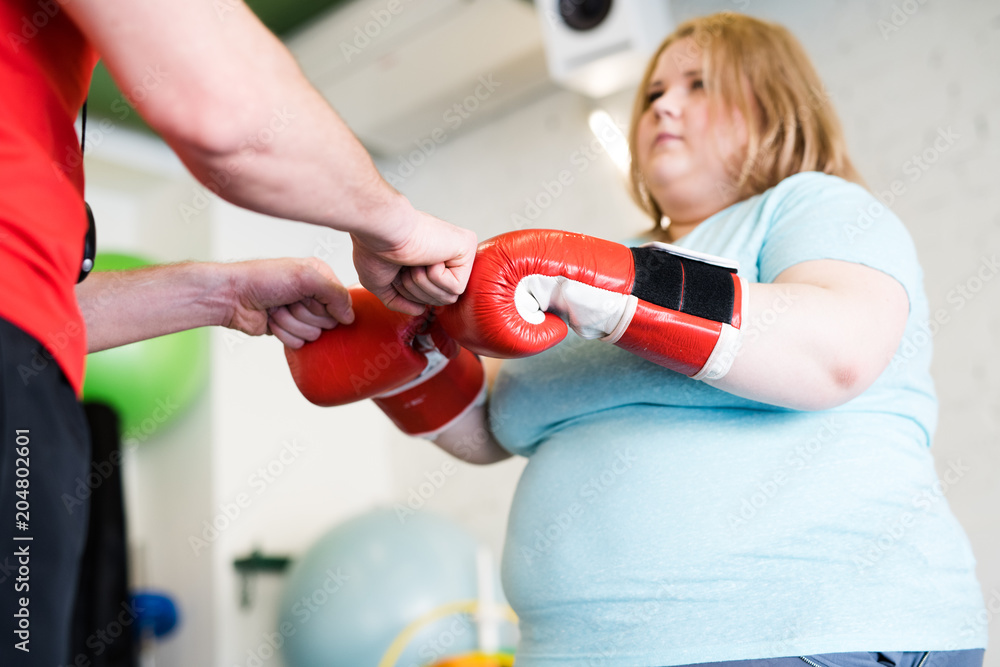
top-left (208, 204), bottom-right (399, 667)
top-left (83, 0), bottom-right (999, 664)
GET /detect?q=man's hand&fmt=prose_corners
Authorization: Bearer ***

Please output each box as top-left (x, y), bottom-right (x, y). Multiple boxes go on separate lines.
top-left (221, 257), bottom-right (353, 348)
top-left (352, 210), bottom-right (478, 316)
top-left (79, 258), bottom-right (353, 353)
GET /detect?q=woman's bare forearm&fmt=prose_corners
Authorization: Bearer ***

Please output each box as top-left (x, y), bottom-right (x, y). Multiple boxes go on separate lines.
top-left (432, 403), bottom-right (512, 465)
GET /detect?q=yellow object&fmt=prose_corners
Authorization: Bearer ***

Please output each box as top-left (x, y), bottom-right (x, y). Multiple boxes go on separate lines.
top-left (432, 651), bottom-right (516, 667)
top-left (376, 600), bottom-right (518, 667)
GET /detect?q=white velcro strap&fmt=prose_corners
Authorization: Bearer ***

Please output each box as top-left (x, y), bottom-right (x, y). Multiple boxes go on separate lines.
top-left (375, 342), bottom-right (447, 398)
top-left (639, 241), bottom-right (740, 271)
top-left (691, 276), bottom-right (749, 381)
top-left (515, 275), bottom-right (631, 340)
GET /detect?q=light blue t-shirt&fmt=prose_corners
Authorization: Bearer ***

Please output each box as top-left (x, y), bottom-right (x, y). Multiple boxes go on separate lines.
top-left (490, 173), bottom-right (987, 666)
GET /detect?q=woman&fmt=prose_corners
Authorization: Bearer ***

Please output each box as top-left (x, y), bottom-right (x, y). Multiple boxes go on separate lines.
top-left (428, 12), bottom-right (987, 667)
top-left (288, 12), bottom-right (988, 667)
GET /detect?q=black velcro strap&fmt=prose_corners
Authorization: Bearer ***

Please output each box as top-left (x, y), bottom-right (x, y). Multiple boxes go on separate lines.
top-left (630, 247), bottom-right (736, 324)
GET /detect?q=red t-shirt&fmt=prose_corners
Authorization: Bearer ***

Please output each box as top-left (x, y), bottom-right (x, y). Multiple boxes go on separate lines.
top-left (0, 2), bottom-right (99, 395)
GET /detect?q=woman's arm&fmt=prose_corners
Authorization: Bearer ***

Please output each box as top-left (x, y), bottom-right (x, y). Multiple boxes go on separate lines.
top-left (705, 259), bottom-right (909, 411)
top-left (431, 357), bottom-right (512, 465)
top-left (433, 229), bottom-right (911, 413)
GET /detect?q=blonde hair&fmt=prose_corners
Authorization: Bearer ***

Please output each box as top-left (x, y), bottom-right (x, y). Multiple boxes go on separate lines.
top-left (628, 12), bottom-right (865, 225)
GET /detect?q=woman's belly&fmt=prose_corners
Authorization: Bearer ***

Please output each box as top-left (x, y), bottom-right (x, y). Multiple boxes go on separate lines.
top-left (500, 405), bottom-right (984, 662)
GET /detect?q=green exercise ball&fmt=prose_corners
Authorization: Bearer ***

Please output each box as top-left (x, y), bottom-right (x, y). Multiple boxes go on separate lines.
top-left (82, 252), bottom-right (209, 440)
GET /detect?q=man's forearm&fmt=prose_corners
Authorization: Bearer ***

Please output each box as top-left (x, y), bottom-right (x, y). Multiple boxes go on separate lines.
top-left (77, 263), bottom-right (227, 353)
top-left (171, 75), bottom-right (414, 246)
top-left (147, 4), bottom-right (413, 246)
top-left (63, 0), bottom-right (475, 312)
top-left (65, 0), bottom-right (413, 246)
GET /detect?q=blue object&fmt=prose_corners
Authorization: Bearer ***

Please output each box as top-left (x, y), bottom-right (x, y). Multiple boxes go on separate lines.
top-left (278, 509), bottom-right (501, 667)
top-left (131, 591), bottom-right (179, 639)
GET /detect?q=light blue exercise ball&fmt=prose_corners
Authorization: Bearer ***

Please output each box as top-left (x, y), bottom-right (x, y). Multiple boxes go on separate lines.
top-left (278, 509), bottom-right (486, 667)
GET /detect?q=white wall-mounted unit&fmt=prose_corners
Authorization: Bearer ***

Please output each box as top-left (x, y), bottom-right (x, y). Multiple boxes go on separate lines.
top-left (534, 0), bottom-right (673, 98)
top-left (288, 0), bottom-right (553, 156)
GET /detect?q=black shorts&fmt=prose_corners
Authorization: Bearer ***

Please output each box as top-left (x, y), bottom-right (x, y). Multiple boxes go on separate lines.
top-left (0, 317), bottom-right (90, 666)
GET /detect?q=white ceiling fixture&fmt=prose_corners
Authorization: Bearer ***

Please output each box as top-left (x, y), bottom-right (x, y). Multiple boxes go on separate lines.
top-left (288, 0), bottom-right (554, 156)
top-left (533, 0), bottom-right (673, 98)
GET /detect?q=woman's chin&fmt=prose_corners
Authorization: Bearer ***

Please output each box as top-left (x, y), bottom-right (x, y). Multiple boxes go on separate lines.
top-left (641, 156), bottom-right (690, 186)
top-left (644, 170), bottom-right (693, 201)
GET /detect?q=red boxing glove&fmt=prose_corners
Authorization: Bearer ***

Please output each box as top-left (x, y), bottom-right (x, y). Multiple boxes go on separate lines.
top-left (372, 346), bottom-right (485, 437)
top-left (286, 285), bottom-right (485, 437)
top-left (436, 229), bottom-right (747, 380)
top-left (286, 285), bottom-right (432, 405)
